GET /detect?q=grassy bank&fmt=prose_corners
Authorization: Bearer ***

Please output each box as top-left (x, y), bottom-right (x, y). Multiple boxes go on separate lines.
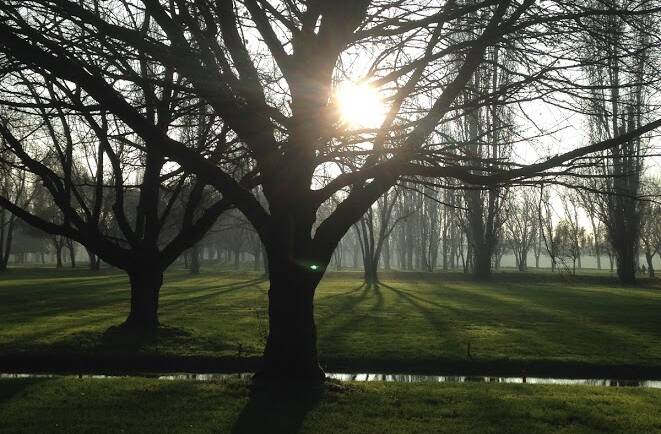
top-left (1, 268), bottom-right (660, 375)
top-left (1, 377), bottom-right (660, 433)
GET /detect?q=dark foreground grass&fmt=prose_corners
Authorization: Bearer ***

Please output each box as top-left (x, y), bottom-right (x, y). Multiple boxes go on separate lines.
top-left (1, 377), bottom-right (661, 433)
top-left (1, 267), bottom-right (661, 375)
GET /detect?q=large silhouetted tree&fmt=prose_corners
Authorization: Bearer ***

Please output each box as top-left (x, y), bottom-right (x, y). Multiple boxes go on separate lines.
top-left (1, 0), bottom-right (660, 380)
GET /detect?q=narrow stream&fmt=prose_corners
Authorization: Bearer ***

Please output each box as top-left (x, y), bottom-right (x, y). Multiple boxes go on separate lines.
top-left (2, 372), bottom-right (660, 389)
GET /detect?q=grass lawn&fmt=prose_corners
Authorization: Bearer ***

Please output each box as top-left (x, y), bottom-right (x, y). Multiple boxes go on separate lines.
top-left (1, 267), bottom-right (661, 376)
top-left (1, 377), bottom-right (660, 433)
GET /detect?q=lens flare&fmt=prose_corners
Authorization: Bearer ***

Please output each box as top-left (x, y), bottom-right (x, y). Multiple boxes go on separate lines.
top-left (335, 82), bottom-right (386, 129)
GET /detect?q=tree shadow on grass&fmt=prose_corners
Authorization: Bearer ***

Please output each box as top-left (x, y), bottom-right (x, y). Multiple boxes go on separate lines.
top-left (36, 323), bottom-right (194, 355)
top-left (317, 283), bottom-right (370, 340)
top-left (231, 381), bottom-right (324, 434)
top-left (0, 378), bottom-right (49, 406)
top-left (18, 276), bottom-right (268, 355)
top-left (98, 323), bottom-right (192, 352)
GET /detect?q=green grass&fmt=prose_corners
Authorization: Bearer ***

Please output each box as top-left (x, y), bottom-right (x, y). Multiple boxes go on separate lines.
top-left (1, 267), bottom-right (661, 374)
top-left (1, 377), bottom-right (660, 433)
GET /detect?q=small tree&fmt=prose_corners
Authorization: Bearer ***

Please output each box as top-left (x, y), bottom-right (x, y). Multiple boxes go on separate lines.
top-left (554, 220), bottom-right (586, 275)
top-left (640, 180), bottom-right (661, 277)
top-left (506, 188), bottom-right (538, 271)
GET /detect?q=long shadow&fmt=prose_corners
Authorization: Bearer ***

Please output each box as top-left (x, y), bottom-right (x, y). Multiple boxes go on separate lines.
top-left (372, 282), bottom-right (385, 312)
top-left (161, 278), bottom-right (266, 309)
top-left (167, 276), bottom-right (267, 294)
top-left (451, 282), bottom-right (661, 354)
top-left (379, 282), bottom-right (453, 334)
top-left (231, 383), bottom-right (323, 434)
top-left (1, 276), bottom-right (268, 357)
top-left (0, 378), bottom-right (48, 406)
top-left (317, 282), bottom-right (368, 303)
top-left (317, 283), bottom-right (374, 345)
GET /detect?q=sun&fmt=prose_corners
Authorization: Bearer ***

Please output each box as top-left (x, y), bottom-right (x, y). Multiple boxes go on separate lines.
top-left (335, 82), bottom-right (387, 129)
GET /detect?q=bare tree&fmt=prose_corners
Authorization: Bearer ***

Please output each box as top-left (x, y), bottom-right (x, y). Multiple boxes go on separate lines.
top-left (0, 141), bottom-right (29, 271)
top-left (640, 179), bottom-right (661, 277)
top-left (581, 0), bottom-right (655, 282)
top-left (576, 188), bottom-right (605, 270)
top-left (0, 72), bottom-right (232, 330)
top-left (354, 187), bottom-right (404, 286)
top-left (561, 192), bottom-right (586, 270)
top-left (539, 188), bottom-right (560, 272)
top-left (1, 0), bottom-right (660, 381)
top-left (506, 188), bottom-right (538, 271)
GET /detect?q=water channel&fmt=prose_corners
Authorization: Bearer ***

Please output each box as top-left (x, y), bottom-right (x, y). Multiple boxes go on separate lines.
top-left (2, 372), bottom-right (660, 388)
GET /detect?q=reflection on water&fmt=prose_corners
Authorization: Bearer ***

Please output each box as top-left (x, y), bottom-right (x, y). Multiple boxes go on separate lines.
top-left (1, 372), bottom-right (660, 389)
top-left (325, 373), bottom-right (661, 388)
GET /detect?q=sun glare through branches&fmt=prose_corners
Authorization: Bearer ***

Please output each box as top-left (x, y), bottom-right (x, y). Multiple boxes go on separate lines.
top-left (335, 82), bottom-right (387, 129)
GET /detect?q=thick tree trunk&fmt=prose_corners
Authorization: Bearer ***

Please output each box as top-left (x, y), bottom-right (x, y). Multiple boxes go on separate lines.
top-left (123, 268), bottom-right (163, 331)
top-left (258, 259), bottom-right (325, 382)
top-left (363, 259), bottom-right (378, 289)
top-left (615, 239), bottom-right (637, 284)
top-left (472, 248), bottom-right (492, 280)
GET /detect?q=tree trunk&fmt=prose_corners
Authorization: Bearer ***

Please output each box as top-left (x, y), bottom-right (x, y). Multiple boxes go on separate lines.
top-left (473, 248), bottom-right (492, 280)
top-left (190, 245), bottom-right (200, 274)
top-left (258, 258), bottom-right (325, 382)
top-left (123, 268), bottom-right (163, 331)
top-left (406, 236), bottom-right (414, 270)
top-left (254, 244), bottom-right (262, 271)
top-left (234, 248), bottom-right (240, 269)
top-left (262, 245), bottom-right (269, 278)
top-left (55, 244), bottom-right (63, 269)
top-left (518, 252), bottom-right (526, 272)
top-left (645, 252), bottom-right (655, 278)
top-left (0, 214), bottom-right (14, 271)
top-left (616, 239), bottom-right (636, 284)
top-left (87, 248), bottom-right (100, 271)
top-left (363, 259), bottom-right (378, 289)
top-left (68, 242), bottom-right (76, 268)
